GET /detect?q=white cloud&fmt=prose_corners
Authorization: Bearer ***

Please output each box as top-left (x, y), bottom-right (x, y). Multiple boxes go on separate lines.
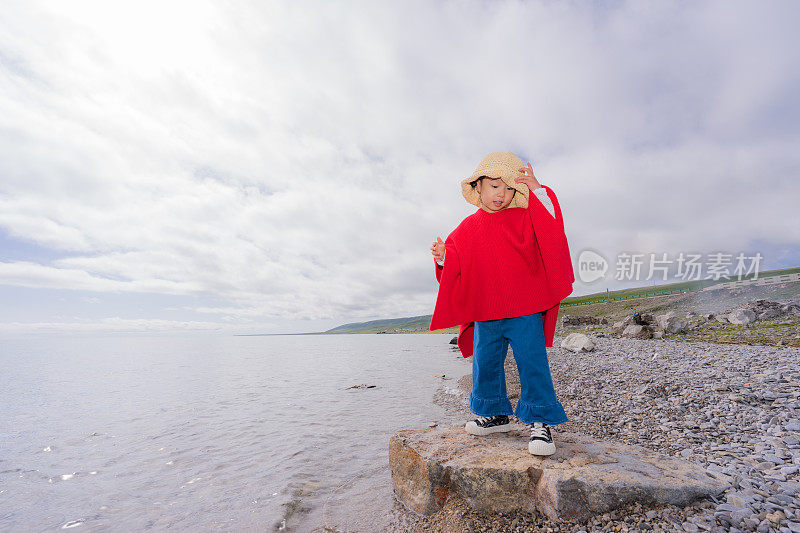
top-left (0, 0), bottom-right (798, 332)
top-left (0, 260), bottom-right (203, 293)
top-left (0, 317), bottom-right (230, 334)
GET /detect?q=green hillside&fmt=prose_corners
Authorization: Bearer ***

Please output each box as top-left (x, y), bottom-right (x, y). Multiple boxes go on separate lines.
top-left (324, 315), bottom-right (452, 334)
top-left (323, 266), bottom-right (799, 334)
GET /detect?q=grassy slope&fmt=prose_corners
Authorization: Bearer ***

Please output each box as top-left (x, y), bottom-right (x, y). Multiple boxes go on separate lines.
top-left (325, 315), bottom-right (436, 334)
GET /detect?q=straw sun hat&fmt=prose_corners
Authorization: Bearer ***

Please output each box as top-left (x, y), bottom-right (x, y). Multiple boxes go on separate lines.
top-left (460, 151), bottom-right (530, 209)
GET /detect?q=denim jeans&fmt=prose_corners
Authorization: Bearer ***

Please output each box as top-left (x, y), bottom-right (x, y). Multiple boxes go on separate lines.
top-left (469, 312), bottom-right (569, 425)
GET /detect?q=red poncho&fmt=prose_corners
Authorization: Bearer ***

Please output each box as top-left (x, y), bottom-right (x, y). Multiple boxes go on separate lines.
top-left (430, 185), bottom-right (575, 358)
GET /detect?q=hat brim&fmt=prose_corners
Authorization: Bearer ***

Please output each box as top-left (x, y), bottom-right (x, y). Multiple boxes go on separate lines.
top-left (460, 169), bottom-right (529, 209)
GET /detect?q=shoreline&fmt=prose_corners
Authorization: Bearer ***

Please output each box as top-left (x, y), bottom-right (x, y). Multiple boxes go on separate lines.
top-left (396, 334), bottom-right (800, 532)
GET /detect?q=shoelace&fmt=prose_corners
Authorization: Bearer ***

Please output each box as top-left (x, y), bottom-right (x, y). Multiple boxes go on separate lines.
top-left (477, 415), bottom-right (493, 425)
top-left (530, 423), bottom-right (550, 440)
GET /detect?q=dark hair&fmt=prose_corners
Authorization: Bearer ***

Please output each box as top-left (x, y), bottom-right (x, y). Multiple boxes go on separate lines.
top-left (469, 175), bottom-right (488, 189)
top-left (470, 175), bottom-right (501, 188)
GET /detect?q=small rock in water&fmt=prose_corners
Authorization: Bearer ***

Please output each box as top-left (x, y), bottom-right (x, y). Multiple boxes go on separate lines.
top-left (389, 427), bottom-right (727, 520)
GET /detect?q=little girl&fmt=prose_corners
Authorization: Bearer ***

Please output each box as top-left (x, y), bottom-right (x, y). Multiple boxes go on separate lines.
top-left (429, 151), bottom-right (575, 455)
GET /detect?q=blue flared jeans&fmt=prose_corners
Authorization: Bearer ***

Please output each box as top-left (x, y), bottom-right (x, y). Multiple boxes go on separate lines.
top-left (469, 312), bottom-right (569, 425)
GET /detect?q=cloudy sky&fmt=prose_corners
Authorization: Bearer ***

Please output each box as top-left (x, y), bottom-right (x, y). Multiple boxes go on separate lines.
top-left (1, 1), bottom-right (798, 335)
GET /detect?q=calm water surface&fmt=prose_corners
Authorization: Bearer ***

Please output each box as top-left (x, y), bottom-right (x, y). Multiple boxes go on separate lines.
top-left (0, 334), bottom-right (470, 531)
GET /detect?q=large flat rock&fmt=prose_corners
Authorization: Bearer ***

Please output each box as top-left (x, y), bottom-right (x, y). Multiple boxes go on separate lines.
top-left (389, 425), bottom-right (728, 521)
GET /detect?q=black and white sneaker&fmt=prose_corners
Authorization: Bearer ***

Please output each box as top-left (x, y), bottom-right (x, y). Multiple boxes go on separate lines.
top-left (528, 422), bottom-right (556, 456)
top-left (464, 414), bottom-right (511, 436)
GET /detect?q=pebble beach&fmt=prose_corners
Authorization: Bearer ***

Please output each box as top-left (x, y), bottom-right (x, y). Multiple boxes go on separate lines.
top-left (415, 334), bottom-right (800, 532)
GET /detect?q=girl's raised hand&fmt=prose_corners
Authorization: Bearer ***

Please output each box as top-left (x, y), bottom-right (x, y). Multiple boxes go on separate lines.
top-left (430, 236), bottom-right (445, 262)
top-left (515, 162), bottom-right (542, 191)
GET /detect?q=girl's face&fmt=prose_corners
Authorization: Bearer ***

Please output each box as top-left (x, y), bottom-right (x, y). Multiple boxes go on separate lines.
top-left (476, 177), bottom-right (515, 211)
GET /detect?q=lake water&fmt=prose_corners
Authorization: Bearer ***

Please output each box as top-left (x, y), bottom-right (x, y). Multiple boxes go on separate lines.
top-left (0, 334), bottom-right (471, 532)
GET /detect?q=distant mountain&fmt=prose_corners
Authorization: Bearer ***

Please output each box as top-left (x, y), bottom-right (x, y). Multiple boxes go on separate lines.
top-left (324, 315), bottom-right (443, 334)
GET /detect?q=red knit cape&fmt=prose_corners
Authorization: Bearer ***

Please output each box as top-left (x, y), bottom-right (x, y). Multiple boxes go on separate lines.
top-left (430, 185), bottom-right (575, 358)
